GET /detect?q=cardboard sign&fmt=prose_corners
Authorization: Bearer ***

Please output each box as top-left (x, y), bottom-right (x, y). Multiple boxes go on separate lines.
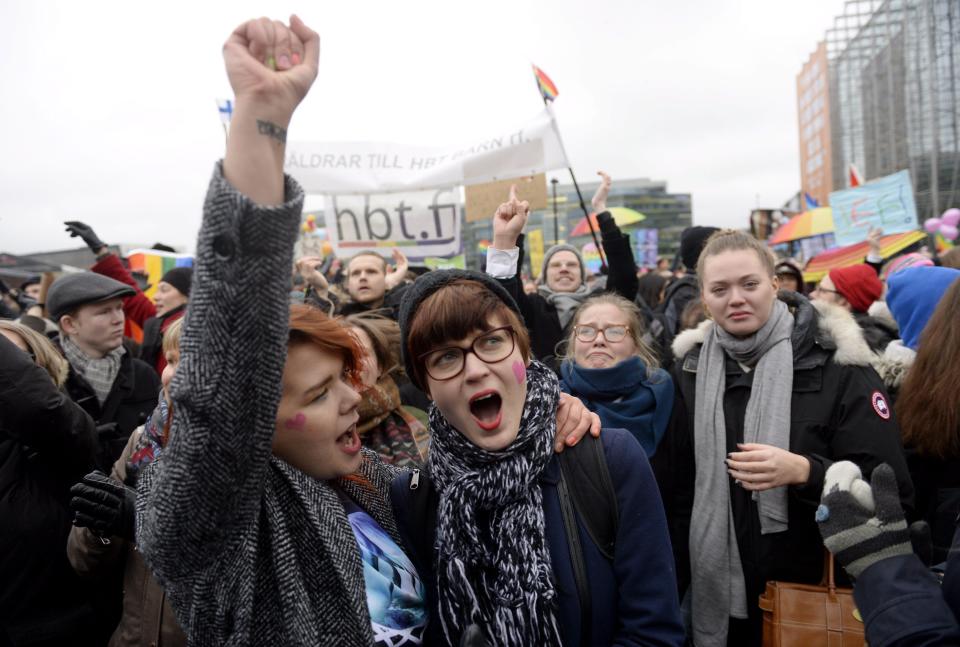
top-left (829, 170), bottom-right (919, 246)
top-left (324, 187), bottom-right (462, 260)
top-left (464, 174), bottom-right (548, 223)
top-left (286, 109), bottom-right (568, 194)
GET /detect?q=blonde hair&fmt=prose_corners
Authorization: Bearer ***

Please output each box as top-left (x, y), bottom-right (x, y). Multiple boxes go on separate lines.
top-left (162, 317), bottom-right (184, 356)
top-left (0, 320), bottom-right (69, 387)
top-left (561, 293), bottom-right (660, 373)
top-left (695, 229), bottom-right (776, 288)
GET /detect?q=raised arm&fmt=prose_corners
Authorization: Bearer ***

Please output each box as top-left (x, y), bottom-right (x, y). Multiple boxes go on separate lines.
top-left (138, 15), bottom-right (319, 583)
top-left (592, 172), bottom-right (639, 301)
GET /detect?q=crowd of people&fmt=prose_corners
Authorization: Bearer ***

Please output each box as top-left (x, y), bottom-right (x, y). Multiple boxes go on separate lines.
top-left (3, 14), bottom-right (960, 647)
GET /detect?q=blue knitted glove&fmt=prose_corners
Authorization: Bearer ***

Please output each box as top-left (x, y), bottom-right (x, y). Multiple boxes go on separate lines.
top-left (816, 461), bottom-right (912, 578)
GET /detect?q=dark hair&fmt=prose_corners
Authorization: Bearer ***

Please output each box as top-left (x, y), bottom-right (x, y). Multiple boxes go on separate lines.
top-left (344, 312), bottom-right (402, 377)
top-left (637, 272), bottom-right (667, 309)
top-left (897, 277), bottom-right (960, 458)
top-left (406, 279), bottom-right (530, 389)
top-left (287, 304), bottom-right (362, 388)
top-left (680, 296), bottom-right (707, 331)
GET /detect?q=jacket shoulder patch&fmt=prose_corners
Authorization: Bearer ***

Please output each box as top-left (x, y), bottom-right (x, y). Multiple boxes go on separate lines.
top-left (870, 391), bottom-right (891, 420)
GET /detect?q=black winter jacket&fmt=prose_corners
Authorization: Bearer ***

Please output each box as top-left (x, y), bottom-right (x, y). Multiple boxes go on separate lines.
top-left (662, 295), bottom-right (914, 644)
top-left (337, 283), bottom-right (410, 320)
top-left (0, 335), bottom-right (100, 645)
top-left (64, 351), bottom-right (160, 473)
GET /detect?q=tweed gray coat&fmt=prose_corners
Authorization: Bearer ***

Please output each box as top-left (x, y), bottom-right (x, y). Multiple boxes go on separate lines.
top-left (137, 164), bottom-right (404, 646)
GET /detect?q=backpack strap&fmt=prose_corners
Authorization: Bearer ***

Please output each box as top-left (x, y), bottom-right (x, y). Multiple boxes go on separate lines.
top-left (557, 462), bottom-right (592, 647)
top-left (558, 434), bottom-right (619, 561)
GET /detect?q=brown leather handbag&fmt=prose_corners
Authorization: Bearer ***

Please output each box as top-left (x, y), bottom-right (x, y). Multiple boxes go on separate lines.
top-left (758, 551), bottom-right (866, 647)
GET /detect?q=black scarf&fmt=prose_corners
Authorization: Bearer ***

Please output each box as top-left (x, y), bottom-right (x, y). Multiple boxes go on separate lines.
top-left (427, 359), bottom-right (563, 647)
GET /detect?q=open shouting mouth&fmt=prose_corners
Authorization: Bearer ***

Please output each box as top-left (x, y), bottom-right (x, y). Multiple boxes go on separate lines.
top-left (469, 390), bottom-right (503, 431)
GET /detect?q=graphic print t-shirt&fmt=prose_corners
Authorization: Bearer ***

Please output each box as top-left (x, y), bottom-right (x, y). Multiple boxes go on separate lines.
top-left (342, 497), bottom-right (427, 646)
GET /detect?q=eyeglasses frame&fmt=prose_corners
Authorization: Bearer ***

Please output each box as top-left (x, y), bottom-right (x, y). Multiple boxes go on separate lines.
top-left (417, 325), bottom-right (517, 382)
top-left (573, 324), bottom-right (632, 344)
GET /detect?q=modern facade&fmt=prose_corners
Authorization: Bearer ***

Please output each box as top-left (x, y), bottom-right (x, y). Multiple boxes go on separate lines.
top-left (799, 0), bottom-right (960, 220)
top-left (797, 42), bottom-right (834, 208)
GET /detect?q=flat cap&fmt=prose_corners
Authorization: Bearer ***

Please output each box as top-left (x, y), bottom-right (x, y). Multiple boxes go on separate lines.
top-left (47, 272), bottom-right (135, 321)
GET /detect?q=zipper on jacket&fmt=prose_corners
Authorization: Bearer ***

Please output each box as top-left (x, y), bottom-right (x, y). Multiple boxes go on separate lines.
top-left (410, 469), bottom-right (420, 490)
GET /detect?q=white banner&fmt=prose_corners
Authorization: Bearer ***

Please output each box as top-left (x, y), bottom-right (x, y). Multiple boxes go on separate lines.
top-left (326, 187), bottom-right (461, 260)
top-left (286, 108), bottom-right (568, 194)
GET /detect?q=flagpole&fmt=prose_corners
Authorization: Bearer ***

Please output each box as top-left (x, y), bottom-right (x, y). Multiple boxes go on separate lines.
top-left (542, 101), bottom-right (607, 272)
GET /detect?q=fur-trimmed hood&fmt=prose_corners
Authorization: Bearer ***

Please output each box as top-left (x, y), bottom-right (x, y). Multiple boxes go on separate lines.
top-left (671, 297), bottom-right (879, 368)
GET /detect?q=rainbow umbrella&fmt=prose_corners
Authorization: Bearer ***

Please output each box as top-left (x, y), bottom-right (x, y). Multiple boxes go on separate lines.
top-left (768, 207), bottom-right (835, 245)
top-left (569, 207), bottom-right (645, 238)
top-left (802, 230), bottom-right (927, 283)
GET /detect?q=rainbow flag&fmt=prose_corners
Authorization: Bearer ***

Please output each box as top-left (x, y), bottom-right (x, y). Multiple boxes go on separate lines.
top-left (126, 249), bottom-right (194, 300)
top-left (532, 65), bottom-right (559, 102)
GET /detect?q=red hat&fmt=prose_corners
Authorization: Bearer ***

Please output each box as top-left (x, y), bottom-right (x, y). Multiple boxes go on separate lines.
top-left (828, 264), bottom-right (883, 313)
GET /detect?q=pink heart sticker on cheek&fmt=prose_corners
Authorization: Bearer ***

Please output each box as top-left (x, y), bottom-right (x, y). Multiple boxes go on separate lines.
top-left (284, 412), bottom-right (306, 430)
top-left (512, 360), bottom-right (526, 385)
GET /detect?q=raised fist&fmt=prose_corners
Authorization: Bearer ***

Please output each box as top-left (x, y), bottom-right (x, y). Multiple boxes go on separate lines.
top-left (223, 15), bottom-right (320, 114)
top-left (591, 171), bottom-right (612, 213)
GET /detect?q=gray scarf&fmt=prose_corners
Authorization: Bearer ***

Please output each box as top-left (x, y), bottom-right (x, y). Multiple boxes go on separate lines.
top-left (61, 334), bottom-right (125, 405)
top-left (428, 359), bottom-right (563, 647)
top-left (537, 283), bottom-right (592, 328)
top-left (690, 298), bottom-right (794, 647)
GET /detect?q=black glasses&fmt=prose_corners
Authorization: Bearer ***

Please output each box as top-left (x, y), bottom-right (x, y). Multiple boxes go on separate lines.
top-left (418, 326), bottom-right (516, 381)
top-left (814, 286), bottom-right (840, 295)
top-left (574, 324), bottom-right (630, 343)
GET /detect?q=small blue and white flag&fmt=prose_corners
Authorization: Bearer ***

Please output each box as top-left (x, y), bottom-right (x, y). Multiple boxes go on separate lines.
top-left (216, 98), bottom-right (233, 126)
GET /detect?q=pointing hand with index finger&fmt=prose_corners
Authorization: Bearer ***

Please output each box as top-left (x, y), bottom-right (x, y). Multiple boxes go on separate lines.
top-left (492, 184), bottom-right (530, 249)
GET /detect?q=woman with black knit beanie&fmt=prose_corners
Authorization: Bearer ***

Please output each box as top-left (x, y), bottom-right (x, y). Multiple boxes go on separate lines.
top-left (393, 264), bottom-right (684, 645)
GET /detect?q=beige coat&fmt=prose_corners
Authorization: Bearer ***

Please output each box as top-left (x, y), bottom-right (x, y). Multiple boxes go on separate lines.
top-left (67, 428), bottom-right (186, 647)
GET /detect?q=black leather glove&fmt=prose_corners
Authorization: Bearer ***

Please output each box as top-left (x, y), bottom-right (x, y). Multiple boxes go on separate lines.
top-left (64, 221), bottom-right (106, 254)
top-left (70, 470), bottom-right (136, 541)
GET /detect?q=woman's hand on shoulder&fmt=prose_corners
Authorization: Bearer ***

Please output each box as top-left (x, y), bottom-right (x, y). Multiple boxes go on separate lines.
top-left (725, 443), bottom-right (811, 491)
top-left (554, 392), bottom-right (601, 452)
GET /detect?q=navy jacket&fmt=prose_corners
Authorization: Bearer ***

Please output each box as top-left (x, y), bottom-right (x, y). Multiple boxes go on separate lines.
top-left (391, 428), bottom-right (685, 646)
top-left (852, 523), bottom-right (960, 646)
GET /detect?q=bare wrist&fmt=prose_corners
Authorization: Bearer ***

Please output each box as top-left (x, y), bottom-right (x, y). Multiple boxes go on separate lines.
top-left (492, 235), bottom-right (517, 250)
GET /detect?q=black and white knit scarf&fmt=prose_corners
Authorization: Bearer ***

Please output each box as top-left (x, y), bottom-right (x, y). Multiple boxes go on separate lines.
top-left (427, 359), bottom-right (563, 647)
top-left (61, 334), bottom-right (124, 405)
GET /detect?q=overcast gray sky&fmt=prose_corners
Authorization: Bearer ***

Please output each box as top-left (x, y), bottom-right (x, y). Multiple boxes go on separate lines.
top-left (1, 0), bottom-right (848, 255)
